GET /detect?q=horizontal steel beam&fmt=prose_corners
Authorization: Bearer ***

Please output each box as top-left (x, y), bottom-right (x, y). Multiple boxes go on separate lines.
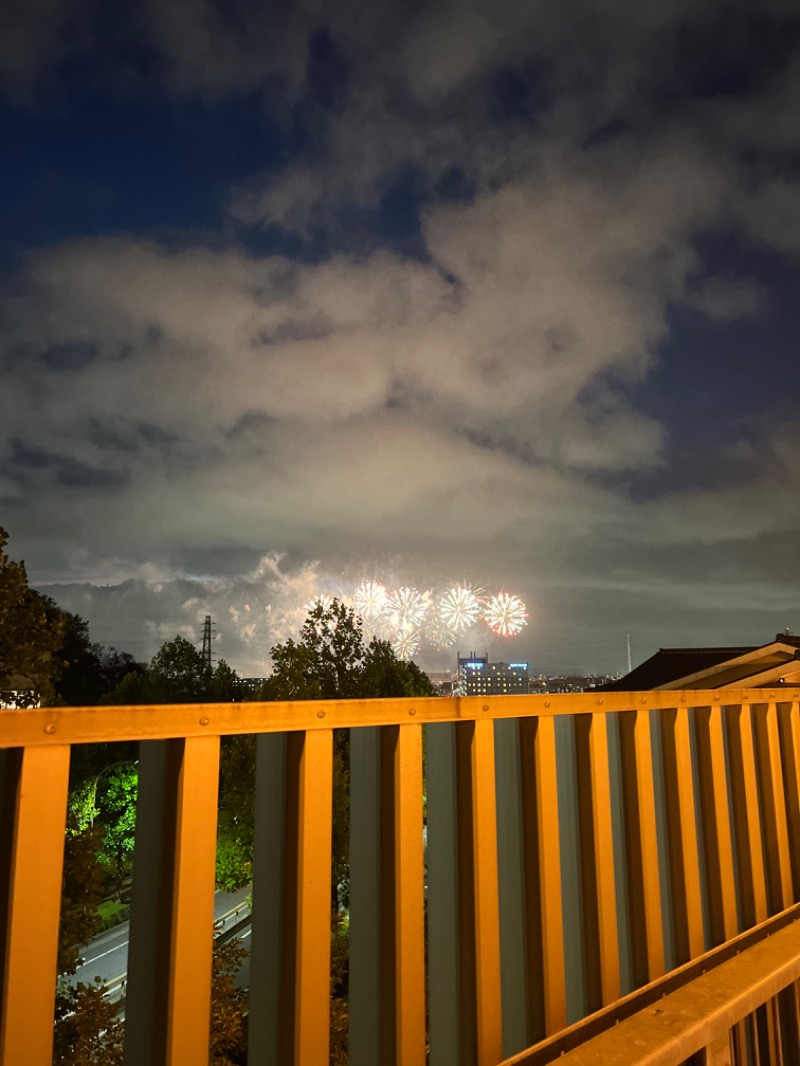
top-left (0, 690), bottom-right (795, 747)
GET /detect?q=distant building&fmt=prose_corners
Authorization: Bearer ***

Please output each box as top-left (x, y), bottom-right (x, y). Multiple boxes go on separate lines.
top-left (546, 674), bottom-right (618, 693)
top-left (240, 677), bottom-right (268, 694)
top-left (424, 671), bottom-right (456, 696)
top-left (456, 652), bottom-right (533, 696)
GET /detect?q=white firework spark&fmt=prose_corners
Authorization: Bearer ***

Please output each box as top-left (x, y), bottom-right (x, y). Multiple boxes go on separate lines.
top-left (353, 581), bottom-right (388, 621)
top-left (393, 626), bottom-right (420, 661)
top-left (439, 586), bottom-right (482, 633)
top-left (385, 586), bottom-right (430, 631)
top-left (304, 594), bottom-right (334, 614)
top-left (484, 592), bottom-right (528, 637)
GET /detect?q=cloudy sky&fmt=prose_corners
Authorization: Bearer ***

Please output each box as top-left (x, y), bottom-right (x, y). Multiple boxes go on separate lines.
top-left (2, 0), bottom-right (800, 675)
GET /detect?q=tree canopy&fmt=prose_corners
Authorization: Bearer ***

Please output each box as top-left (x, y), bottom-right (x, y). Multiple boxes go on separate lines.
top-left (0, 526), bottom-right (64, 707)
top-left (102, 636), bottom-right (246, 705)
top-left (259, 600), bottom-right (436, 701)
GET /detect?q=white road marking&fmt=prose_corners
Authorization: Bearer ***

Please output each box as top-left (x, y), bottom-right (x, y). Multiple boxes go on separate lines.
top-left (81, 941), bottom-right (128, 966)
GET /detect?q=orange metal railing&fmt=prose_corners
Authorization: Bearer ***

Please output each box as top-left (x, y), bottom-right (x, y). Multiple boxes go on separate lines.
top-left (1, 691), bottom-right (800, 1065)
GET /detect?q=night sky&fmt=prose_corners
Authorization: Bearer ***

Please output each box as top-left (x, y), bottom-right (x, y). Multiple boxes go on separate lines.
top-left (2, 0), bottom-right (800, 675)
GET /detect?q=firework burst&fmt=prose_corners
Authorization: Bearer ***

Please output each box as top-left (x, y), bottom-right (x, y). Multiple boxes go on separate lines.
top-left (439, 586), bottom-right (482, 633)
top-left (385, 586), bottom-right (430, 631)
top-left (353, 581), bottom-right (388, 621)
top-left (484, 592), bottom-right (528, 637)
top-left (393, 625), bottom-right (420, 661)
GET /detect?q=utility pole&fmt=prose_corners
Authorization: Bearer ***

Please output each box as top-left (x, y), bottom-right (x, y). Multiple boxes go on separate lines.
top-left (626, 633), bottom-right (632, 675)
top-left (201, 615), bottom-right (215, 671)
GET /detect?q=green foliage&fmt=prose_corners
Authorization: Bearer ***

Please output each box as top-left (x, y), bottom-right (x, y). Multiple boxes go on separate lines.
top-left (68, 778), bottom-right (100, 836)
top-left (102, 640), bottom-right (247, 707)
top-left (148, 634), bottom-right (210, 701)
top-left (216, 734), bottom-right (256, 891)
top-left (101, 670), bottom-right (156, 705)
top-left (96, 764), bottom-right (138, 881)
top-left (95, 900), bottom-right (130, 932)
top-left (259, 600), bottom-right (437, 702)
top-left (215, 832), bottom-right (253, 893)
top-left (208, 659), bottom-right (248, 701)
top-left (0, 526), bottom-right (65, 707)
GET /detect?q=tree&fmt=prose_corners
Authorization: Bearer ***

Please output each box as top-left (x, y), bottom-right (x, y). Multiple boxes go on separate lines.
top-left (0, 526), bottom-right (64, 707)
top-left (101, 670), bottom-right (156, 706)
top-left (148, 635), bottom-right (210, 701)
top-left (96, 763), bottom-right (139, 884)
top-left (257, 601), bottom-right (436, 897)
top-left (209, 941), bottom-right (248, 1065)
top-left (259, 600), bottom-right (436, 702)
top-left (208, 659), bottom-right (247, 702)
top-left (54, 820), bottom-right (125, 1065)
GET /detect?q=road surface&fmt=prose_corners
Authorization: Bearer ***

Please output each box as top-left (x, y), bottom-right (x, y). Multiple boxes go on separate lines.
top-left (66, 885), bottom-right (251, 992)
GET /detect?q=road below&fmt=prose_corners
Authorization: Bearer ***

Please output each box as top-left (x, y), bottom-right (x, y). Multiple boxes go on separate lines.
top-left (66, 885), bottom-right (251, 991)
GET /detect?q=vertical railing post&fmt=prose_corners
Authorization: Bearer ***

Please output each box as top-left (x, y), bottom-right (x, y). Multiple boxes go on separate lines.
top-left (124, 736), bottom-right (220, 1066)
top-left (694, 706), bottom-right (738, 945)
top-left (574, 711), bottom-right (619, 1010)
top-left (0, 745), bottom-right (70, 1066)
top-left (349, 724), bottom-right (426, 1066)
top-left (387, 723), bottom-right (426, 1065)
top-left (494, 717), bottom-right (529, 1057)
top-left (619, 709), bottom-right (665, 987)
top-left (248, 732), bottom-right (289, 1064)
top-left (125, 741), bottom-right (173, 1066)
top-left (519, 714), bottom-right (566, 1039)
top-left (290, 729), bottom-right (333, 1065)
top-left (660, 706), bottom-right (705, 964)
top-left (349, 727), bottom-right (382, 1065)
top-left (753, 702), bottom-right (794, 912)
top-left (727, 704), bottom-right (768, 928)
top-left (779, 701), bottom-right (800, 895)
top-left (456, 718), bottom-right (503, 1066)
top-left (165, 735), bottom-right (220, 1064)
top-left (426, 723), bottom-right (461, 1066)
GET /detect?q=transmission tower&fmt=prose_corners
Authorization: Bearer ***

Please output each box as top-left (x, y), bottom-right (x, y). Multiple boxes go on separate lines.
top-left (201, 615), bottom-right (215, 671)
